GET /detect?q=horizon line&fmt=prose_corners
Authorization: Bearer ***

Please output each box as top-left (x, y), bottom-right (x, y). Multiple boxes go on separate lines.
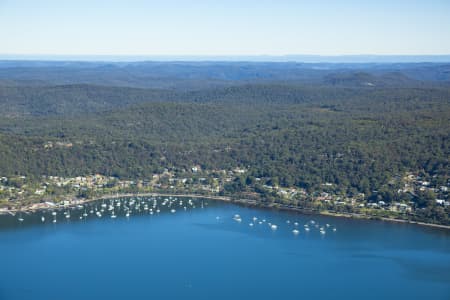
top-left (1, 53), bottom-right (450, 63)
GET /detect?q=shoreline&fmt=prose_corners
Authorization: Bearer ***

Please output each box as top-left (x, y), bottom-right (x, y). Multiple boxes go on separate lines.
top-left (2, 192), bottom-right (449, 230)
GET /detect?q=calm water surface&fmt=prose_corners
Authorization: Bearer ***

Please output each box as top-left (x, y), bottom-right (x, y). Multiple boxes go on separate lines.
top-left (0, 197), bottom-right (449, 300)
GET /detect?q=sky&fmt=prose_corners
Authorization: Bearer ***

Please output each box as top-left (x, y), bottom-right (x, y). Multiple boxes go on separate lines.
top-left (1, 0), bottom-right (450, 57)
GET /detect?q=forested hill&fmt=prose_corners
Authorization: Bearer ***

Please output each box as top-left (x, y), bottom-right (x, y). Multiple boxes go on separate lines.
top-left (2, 82), bottom-right (450, 117)
top-left (0, 61), bottom-right (449, 204)
top-left (1, 61), bottom-right (450, 88)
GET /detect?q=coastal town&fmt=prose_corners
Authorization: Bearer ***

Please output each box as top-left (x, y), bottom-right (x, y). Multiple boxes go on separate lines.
top-left (1, 167), bottom-right (448, 226)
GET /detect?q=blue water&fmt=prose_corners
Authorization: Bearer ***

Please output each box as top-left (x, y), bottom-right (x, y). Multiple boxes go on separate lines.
top-left (0, 197), bottom-right (449, 300)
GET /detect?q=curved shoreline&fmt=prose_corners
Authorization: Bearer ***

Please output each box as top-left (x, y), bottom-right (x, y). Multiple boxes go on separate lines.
top-left (2, 192), bottom-right (449, 230)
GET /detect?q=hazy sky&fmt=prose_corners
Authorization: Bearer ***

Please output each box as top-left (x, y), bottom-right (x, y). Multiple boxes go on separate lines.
top-left (1, 0), bottom-right (450, 56)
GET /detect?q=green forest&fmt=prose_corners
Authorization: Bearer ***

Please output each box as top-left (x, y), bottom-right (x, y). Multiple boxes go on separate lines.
top-left (0, 61), bottom-right (449, 223)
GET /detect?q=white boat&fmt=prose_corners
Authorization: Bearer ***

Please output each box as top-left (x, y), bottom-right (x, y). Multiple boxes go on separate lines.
top-left (249, 223), bottom-right (254, 227)
top-left (41, 216), bottom-right (45, 222)
top-left (271, 224), bottom-right (278, 230)
top-left (170, 209), bottom-right (176, 213)
top-left (292, 229), bottom-right (300, 235)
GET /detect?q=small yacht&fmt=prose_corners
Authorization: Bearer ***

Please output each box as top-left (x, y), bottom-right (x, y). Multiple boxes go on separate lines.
top-left (292, 229), bottom-right (300, 235)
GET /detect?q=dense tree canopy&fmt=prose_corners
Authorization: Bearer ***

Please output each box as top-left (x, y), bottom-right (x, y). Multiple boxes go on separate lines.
top-left (0, 61), bottom-right (448, 205)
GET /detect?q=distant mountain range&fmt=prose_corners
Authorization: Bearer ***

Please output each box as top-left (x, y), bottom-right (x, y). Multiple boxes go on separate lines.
top-left (0, 61), bottom-right (449, 89)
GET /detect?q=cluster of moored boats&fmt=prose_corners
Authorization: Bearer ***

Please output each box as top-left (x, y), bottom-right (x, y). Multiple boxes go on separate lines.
top-left (231, 214), bottom-right (337, 235)
top-left (12, 197), bottom-right (337, 236)
top-left (14, 196), bottom-right (205, 223)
